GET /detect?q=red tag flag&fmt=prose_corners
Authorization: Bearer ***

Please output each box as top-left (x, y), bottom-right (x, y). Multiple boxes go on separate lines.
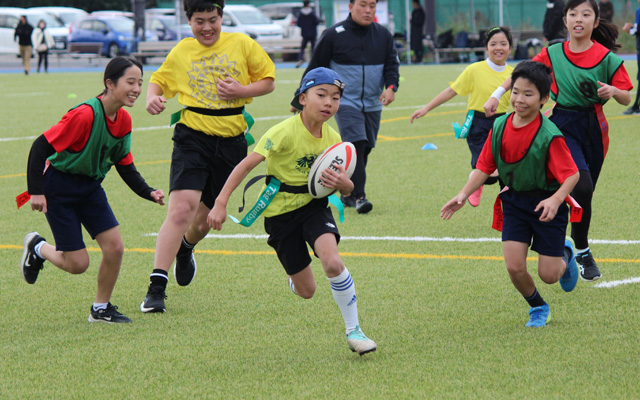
top-left (16, 191), bottom-right (31, 209)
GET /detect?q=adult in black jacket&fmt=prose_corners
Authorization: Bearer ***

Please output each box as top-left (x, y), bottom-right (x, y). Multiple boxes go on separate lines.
top-left (14, 16), bottom-right (34, 75)
top-left (411, 0), bottom-right (426, 63)
top-left (295, 0), bottom-right (320, 68)
top-left (543, 0), bottom-right (566, 45)
top-left (302, 0), bottom-right (400, 214)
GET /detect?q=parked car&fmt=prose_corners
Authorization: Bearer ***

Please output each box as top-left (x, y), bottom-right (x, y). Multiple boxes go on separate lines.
top-left (90, 11), bottom-right (135, 19)
top-left (0, 7), bottom-right (69, 54)
top-left (28, 6), bottom-right (88, 28)
top-left (222, 5), bottom-right (284, 41)
top-left (69, 16), bottom-right (157, 58)
top-left (258, 2), bottom-right (324, 39)
top-left (146, 15), bottom-right (193, 41)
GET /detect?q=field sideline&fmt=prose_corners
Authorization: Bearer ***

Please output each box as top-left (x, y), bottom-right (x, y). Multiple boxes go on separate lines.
top-left (1, 63), bottom-right (639, 399)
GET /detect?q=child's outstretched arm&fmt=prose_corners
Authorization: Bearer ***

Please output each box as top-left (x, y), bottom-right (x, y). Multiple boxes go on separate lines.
top-left (115, 162), bottom-right (165, 205)
top-left (596, 81), bottom-right (631, 106)
top-left (209, 152), bottom-right (266, 231)
top-left (410, 87), bottom-right (457, 123)
top-left (318, 164), bottom-right (354, 197)
top-left (483, 76), bottom-right (512, 117)
top-left (441, 170), bottom-right (490, 219)
top-left (534, 171), bottom-right (579, 222)
top-left (146, 82), bottom-right (167, 115)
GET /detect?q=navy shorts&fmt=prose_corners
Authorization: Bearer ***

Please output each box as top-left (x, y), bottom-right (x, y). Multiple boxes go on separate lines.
top-left (264, 198), bottom-right (340, 275)
top-left (43, 167), bottom-right (118, 252)
top-left (170, 123), bottom-right (247, 209)
top-left (550, 107), bottom-right (604, 186)
top-left (500, 190), bottom-right (568, 257)
top-left (466, 113), bottom-right (498, 169)
top-left (334, 105), bottom-right (381, 148)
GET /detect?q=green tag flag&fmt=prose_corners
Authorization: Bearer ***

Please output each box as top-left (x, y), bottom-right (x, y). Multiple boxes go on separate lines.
top-left (228, 178), bottom-right (281, 227)
top-left (328, 194), bottom-right (345, 223)
top-left (170, 109), bottom-right (182, 126)
top-left (243, 109), bottom-right (255, 146)
top-left (453, 110), bottom-right (474, 139)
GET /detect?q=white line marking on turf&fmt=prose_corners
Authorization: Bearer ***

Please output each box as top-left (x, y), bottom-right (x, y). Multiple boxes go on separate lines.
top-left (0, 135), bottom-right (38, 142)
top-left (593, 277), bottom-right (640, 288)
top-left (142, 233), bottom-right (640, 245)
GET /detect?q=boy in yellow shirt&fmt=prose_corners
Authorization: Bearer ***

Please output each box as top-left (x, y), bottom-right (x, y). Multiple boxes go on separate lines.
top-left (141, 0), bottom-right (275, 313)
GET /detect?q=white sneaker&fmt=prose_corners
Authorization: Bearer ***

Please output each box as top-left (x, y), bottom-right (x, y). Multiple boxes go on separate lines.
top-left (346, 325), bottom-right (377, 355)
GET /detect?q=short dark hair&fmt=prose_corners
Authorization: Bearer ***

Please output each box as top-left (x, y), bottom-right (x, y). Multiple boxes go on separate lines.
top-left (484, 26), bottom-right (513, 48)
top-left (184, 0), bottom-right (224, 19)
top-left (510, 61), bottom-right (552, 100)
top-left (102, 56), bottom-right (143, 95)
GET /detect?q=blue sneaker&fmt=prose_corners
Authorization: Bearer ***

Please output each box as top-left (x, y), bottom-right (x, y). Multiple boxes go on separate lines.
top-left (525, 304), bottom-right (550, 327)
top-left (560, 237), bottom-right (579, 292)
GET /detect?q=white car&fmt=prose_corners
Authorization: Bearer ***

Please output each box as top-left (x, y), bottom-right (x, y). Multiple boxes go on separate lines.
top-left (0, 7), bottom-right (69, 54)
top-left (222, 5), bottom-right (283, 42)
top-left (28, 6), bottom-right (88, 28)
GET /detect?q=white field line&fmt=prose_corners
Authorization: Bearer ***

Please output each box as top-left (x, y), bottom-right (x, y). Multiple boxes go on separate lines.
top-left (142, 232), bottom-right (640, 245)
top-left (593, 277), bottom-right (640, 288)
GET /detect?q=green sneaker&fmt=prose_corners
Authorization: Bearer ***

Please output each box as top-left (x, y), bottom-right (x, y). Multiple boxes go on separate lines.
top-left (346, 325), bottom-right (377, 355)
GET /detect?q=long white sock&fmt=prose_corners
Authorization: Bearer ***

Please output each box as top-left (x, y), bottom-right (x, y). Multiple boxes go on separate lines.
top-left (328, 267), bottom-right (359, 335)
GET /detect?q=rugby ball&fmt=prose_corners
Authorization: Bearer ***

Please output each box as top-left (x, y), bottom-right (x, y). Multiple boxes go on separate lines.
top-left (308, 142), bottom-right (357, 198)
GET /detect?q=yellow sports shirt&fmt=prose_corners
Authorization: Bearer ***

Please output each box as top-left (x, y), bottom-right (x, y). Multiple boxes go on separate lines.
top-left (254, 113), bottom-right (342, 217)
top-left (449, 61), bottom-right (513, 113)
top-left (150, 33), bottom-right (275, 137)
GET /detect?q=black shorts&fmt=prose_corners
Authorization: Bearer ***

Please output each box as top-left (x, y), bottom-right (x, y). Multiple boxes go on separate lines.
top-left (501, 190), bottom-right (569, 257)
top-left (169, 123), bottom-right (247, 208)
top-left (264, 198), bottom-right (340, 275)
top-left (43, 167), bottom-right (118, 252)
top-left (466, 114), bottom-right (497, 169)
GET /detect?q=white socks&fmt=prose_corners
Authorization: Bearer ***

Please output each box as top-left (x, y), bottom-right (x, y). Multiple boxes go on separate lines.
top-left (328, 267), bottom-right (359, 335)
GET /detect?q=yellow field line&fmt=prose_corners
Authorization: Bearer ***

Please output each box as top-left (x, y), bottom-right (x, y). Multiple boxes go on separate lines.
top-left (2, 244), bottom-right (639, 263)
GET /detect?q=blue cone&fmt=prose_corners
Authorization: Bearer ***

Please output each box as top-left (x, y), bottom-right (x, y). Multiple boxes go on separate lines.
top-left (422, 143), bottom-right (438, 150)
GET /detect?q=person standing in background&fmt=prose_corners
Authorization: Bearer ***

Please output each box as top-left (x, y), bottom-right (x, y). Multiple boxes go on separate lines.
top-left (295, 1), bottom-right (320, 68)
top-left (33, 19), bottom-right (54, 73)
top-left (410, 0), bottom-right (426, 63)
top-left (622, 0), bottom-right (640, 114)
top-left (599, 0), bottom-right (614, 22)
top-left (14, 16), bottom-right (33, 75)
top-left (543, 0), bottom-right (567, 45)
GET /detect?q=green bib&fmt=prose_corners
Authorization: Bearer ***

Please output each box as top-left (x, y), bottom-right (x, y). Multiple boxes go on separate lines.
top-left (492, 113), bottom-right (563, 192)
top-left (547, 43), bottom-right (623, 107)
top-left (48, 97), bottom-right (131, 180)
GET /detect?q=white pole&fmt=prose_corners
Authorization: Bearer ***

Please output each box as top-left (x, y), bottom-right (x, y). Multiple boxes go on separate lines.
top-left (499, 0), bottom-right (503, 26)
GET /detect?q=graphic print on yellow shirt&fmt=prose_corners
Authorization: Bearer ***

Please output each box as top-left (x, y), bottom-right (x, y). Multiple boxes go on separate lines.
top-left (150, 33), bottom-right (275, 137)
top-left (254, 114), bottom-right (342, 217)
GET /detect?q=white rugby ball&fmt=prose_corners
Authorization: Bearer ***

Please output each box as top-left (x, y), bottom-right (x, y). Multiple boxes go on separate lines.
top-left (308, 142), bottom-right (357, 199)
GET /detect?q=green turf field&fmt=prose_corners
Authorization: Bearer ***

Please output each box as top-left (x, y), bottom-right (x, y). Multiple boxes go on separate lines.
top-left (1, 63), bottom-right (639, 399)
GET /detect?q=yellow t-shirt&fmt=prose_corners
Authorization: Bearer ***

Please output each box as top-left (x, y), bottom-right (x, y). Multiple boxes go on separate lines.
top-left (449, 61), bottom-right (513, 113)
top-left (150, 33), bottom-right (275, 137)
top-left (254, 113), bottom-right (342, 217)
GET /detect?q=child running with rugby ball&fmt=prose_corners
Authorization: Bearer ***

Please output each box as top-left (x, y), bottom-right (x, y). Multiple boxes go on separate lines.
top-left (484, 0), bottom-right (633, 281)
top-left (442, 61), bottom-right (580, 327)
top-left (410, 26), bottom-right (513, 207)
top-left (209, 67), bottom-right (377, 355)
top-left (20, 56), bottom-right (165, 323)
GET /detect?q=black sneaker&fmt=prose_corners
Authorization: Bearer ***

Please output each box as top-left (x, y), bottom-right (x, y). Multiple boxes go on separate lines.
top-left (88, 303), bottom-right (132, 323)
top-left (174, 250), bottom-right (197, 286)
top-left (20, 232), bottom-right (46, 284)
top-left (140, 285), bottom-right (167, 313)
top-left (355, 198), bottom-right (373, 214)
top-left (576, 251), bottom-right (602, 281)
top-left (341, 195), bottom-right (356, 208)
top-left (622, 106), bottom-right (640, 115)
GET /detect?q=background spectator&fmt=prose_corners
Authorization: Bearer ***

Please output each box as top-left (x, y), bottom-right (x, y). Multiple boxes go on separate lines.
top-left (411, 0), bottom-right (426, 63)
top-left (295, 0), bottom-right (320, 68)
top-left (543, 0), bottom-right (567, 45)
top-left (599, 0), bottom-right (614, 22)
top-left (14, 15), bottom-right (33, 75)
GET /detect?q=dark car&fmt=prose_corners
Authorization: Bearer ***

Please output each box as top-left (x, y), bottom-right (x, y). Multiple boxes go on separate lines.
top-left (69, 15), bottom-right (157, 57)
top-left (146, 15), bottom-right (193, 41)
